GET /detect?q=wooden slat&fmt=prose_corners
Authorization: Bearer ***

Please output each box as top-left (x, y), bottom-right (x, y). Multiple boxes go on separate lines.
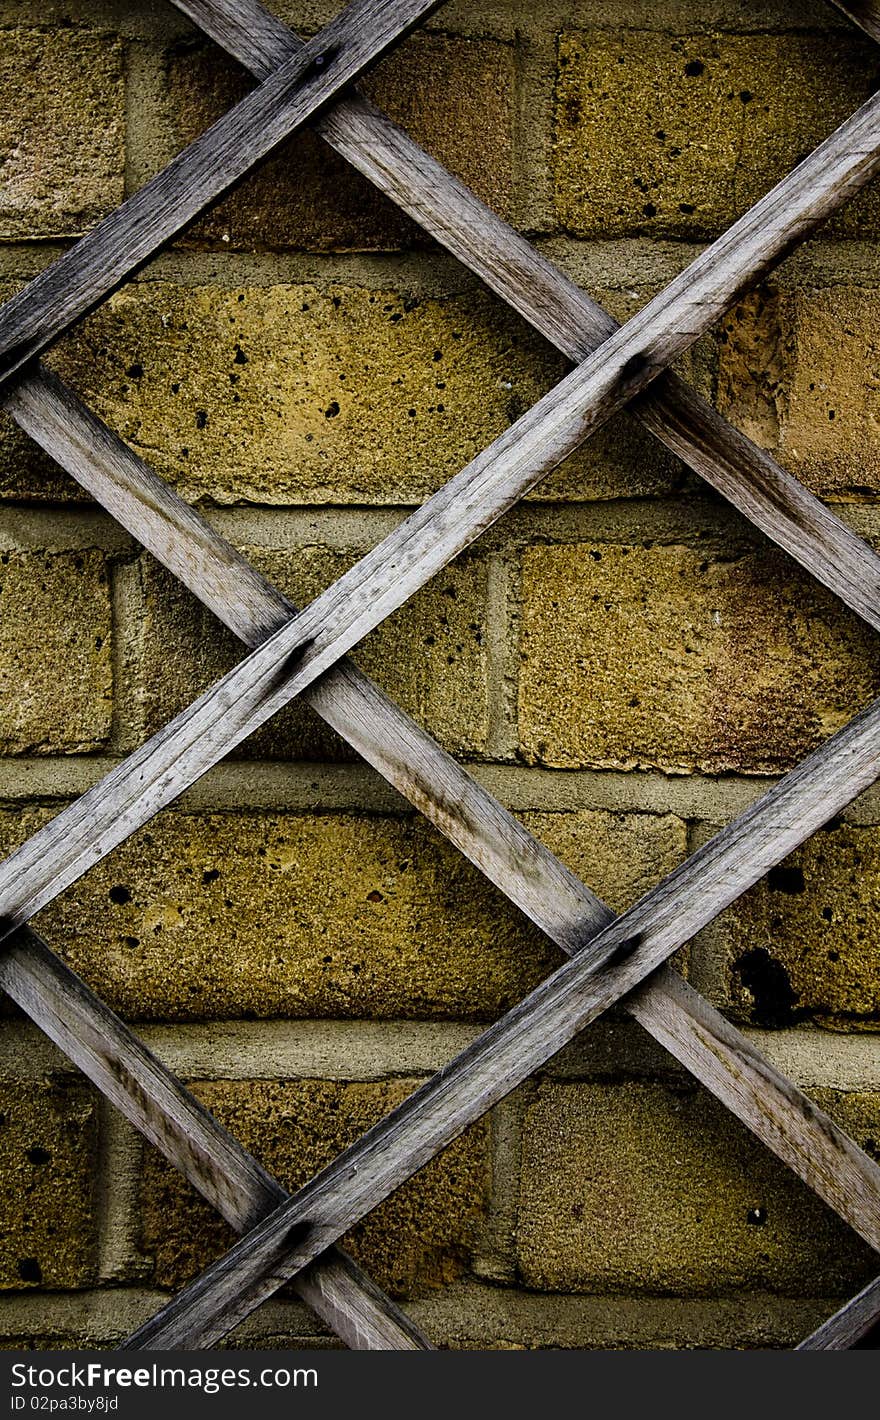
top-left (3, 0), bottom-right (874, 1351)
top-left (11, 366), bottom-right (880, 1274)
top-left (797, 1275), bottom-right (880, 1349)
top-left (121, 697), bottom-right (880, 1349)
top-left (830, 2), bottom-right (880, 43)
top-left (0, 0), bottom-right (442, 391)
top-left (168, 0), bottom-right (880, 633)
top-left (0, 926), bottom-right (430, 1350)
top-left (3, 89), bottom-right (880, 940)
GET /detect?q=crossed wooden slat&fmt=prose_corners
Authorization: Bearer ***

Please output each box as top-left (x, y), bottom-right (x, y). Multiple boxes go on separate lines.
top-left (0, 0), bottom-right (878, 1352)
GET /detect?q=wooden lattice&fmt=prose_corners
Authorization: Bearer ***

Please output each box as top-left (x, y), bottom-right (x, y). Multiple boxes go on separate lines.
top-left (0, 0), bottom-right (879, 1351)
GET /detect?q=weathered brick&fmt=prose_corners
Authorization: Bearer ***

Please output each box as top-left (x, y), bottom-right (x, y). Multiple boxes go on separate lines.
top-left (52, 280), bottom-right (557, 506)
top-left (5, 807), bottom-right (685, 1021)
top-left (0, 277), bottom-right (685, 505)
top-left (136, 547), bottom-right (489, 760)
top-left (0, 550), bottom-right (113, 754)
top-left (518, 543), bottom-right (879, 774)
top-left (517, 1081), bottom-right (878, 1295)
top-left (140, 1078), bottom-right (489, 1297)
top-left (159, 34), bottom-right (513, 250)
top-left (0, 29), bottom-right (125, 239)
top-left (0, 1080), bottom-right (98, 1290)
top-left (554, 31), bottom-right (880, 240)
top-left (720, 822), bottom-right (880, 1028)
top-left (718, 286), bottom-right (880, 500)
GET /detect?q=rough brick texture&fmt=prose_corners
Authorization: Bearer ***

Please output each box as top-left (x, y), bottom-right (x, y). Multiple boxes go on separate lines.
top-left (0, 550), bottom-right (113, 754)
top-left (0, 29), bottom-right (125, 240)
top-left (160, 34), bottom-right (514, 250)
top-left (135, 547), bottom-right (489, 760)
top-left (718, 286), bottom-right (880, 500)
top-left (517, 1080), bottom-right (878, 1295)
top-left (140, 1078), bottom-right (489, 1297)
top-left (720, 822), bottom-right (880, 1029)
top-left (10, 807), bottom-right (685, 1021)
top-left (0, 1080), bottom-right (98, 1290)
top-left (52, 281), bottom-right (556, 506)
top-left (518, 542), bottom-right (879, 774)
top-left (554, 30), bottom-right (880, 240)
top-left (4, 2), bottom-right (880, 1352)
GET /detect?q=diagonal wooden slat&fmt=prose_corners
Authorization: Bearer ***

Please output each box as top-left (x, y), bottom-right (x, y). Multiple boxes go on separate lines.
top-left (831, 1), bottom-right (880, 42)
top-left (9, 364), bottom-right (880, 1270)
top-left (121, 697), bottom-right (880, 1349)
top-left (0, 927), bottom-right (431, 1350)
top-left (798, 1274), bottom-right (880, 1349)
top-left (1, 0), bottom-right (874, 1351)
top-left (0, 0), bottom-right (442, 390)
top-left (2, 88), bottom-right (880, 944)
top-left (165, 0), bottom-right (880, 633)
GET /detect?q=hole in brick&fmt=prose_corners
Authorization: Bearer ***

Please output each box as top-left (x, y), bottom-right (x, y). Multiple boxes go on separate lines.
top-left (733, 947), bottom-right (803, 1029)
top-left (109, 885), bottom-right (132, 905)
top-left (17, 1258), bottom-right (41, 1283)
top-left (746, 1207), bottom-right (767, 1226)
top-left (202, 869), bottom-right (221, 885)
top-left (767, 866), bottom-right (805, 895)
top-left (25, 1147), bottom-right (50, 1166)
top-left (684, 59), bottom-right (705, 76)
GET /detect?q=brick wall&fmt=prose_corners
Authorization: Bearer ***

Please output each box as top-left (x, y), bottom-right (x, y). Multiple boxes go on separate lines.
top-left (0, 0), bottom-right (878, 1350)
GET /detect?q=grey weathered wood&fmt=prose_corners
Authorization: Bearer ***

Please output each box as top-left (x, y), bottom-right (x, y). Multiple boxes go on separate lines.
top-left (0, 0), bottom-right (441, 391)
top-left (171, 0), bottom-right (880, 633)
top-left (0, 925), bottom-right (430, 1350)
top-left (3, 0), bottom-right (874, 1351)
top-left (4, 89), bottom-right (880, 942)
top-left (11, 366), bottom-right (880, 1276)
top-left (830, 1), bottom-right (880, 42)
top-left (797, 1275), bottom-right (880, 1349)
top-left (122, 697), bottom-right (880, 1349)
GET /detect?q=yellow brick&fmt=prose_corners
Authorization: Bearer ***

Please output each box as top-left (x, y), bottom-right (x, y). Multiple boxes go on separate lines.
top-left (518, 543), bottom-right (879, 773)
top-left (517, 1081), bottom-right (877, 1294)
top-left (140, 1078), bottom-right (489, 1297)
top-left (0, 29), bottom-right (125, 239)
top-left (0, 1080), bottom-right (98, 1290)
top-left (52, 281), bottom-right (557, 506)
top-left (718, 286), bottom-right (880, 500)
top-left (0, 550), bottom-right (112, 754)
top-left (136, 547), bottom-right (489, 759)
top-left (554, 30), bottom-right (880, 239)
top-left (722, 822), bottom-right (880, 1027)
top-left (161, 34), bottom-right (513, 249)
top-left (9, 807), bottom-right (685, 1021)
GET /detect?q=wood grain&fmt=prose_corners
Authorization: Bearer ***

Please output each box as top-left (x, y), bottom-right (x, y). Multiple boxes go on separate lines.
top-left (3, 0), bottom-right (874, 1351)
top-left (0, 925), bottom-right (430, 1349)
top-left (121, 697), bottom-right (880, 1348)
top-left (830, 2), bottom-right (880, 43)
top-left (0, 0), bottom-right (441, 390)
top-left (12, 366), bottom-right (880, 1281)
top-left (797, 1275), bottom-right (880, 1349)
top-left (4, 88), bottom-right (880, 941)
top-left (167, 0), bottom-right (880, 1353)
top-left (169, 0), bottom-right (880, 632)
